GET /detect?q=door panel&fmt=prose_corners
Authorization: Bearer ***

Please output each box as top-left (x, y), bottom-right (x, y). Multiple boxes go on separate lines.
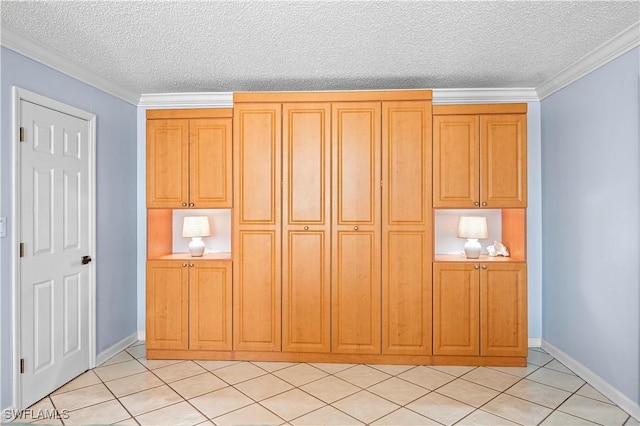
top-left (146, 119), bottom-right (188, 208)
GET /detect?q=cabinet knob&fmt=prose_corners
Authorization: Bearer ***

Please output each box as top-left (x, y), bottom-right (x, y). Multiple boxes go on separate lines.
top-left (482, 265), bottom-right (488, 270)
top-left (188, 202), bottom-right (194, 208)
top-left (482, 202), bottom-right (487, 206)
top-left (189, 263), bottom-right (195, 267)
top-left (474, 202), bottom-right (480, 206)
top-left (181, 202), bottom-right (187, 207)
top-left (354, 226), bottom-right (359, 231)
top-left (181, 263), bottom-right (187, 267)
top-left (304, 226), bottom-right (309, 231)
top-left (474, 265), bottom-right (479, 270)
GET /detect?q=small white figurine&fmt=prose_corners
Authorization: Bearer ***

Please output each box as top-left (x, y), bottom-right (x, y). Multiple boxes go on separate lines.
top-left (487, 241), bottom-right (510, 257)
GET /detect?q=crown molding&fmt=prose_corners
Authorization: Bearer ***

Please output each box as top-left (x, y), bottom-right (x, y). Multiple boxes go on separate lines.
top-left (1, 26), bottom-right (140, 105)
top-left (138, 92), bottom-right (233, 108)
top-left (536, 21), bottom-right (640, 100)
top-left (432, 88), bottom-right (539, 104)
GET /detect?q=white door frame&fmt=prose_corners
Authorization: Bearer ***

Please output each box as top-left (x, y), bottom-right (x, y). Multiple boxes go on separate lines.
top-left (11, 86), bottom-right (97, 410)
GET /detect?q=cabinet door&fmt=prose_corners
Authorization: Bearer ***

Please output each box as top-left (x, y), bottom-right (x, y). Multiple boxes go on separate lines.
top-left (480, 263), bottom-right (527, 356)
top-left (282, 103), bottom-right (331, 353)
top-left (331, 102), bottom-right (381, 354)
top-left (433, 115), bottom-right (480, 208)
top-left (480, 114), bottom-right (527, 208)
top-left (146, 261), bottom-right (188, 350)
top-left (147, 120), bottom-right (188, 208)
top-left (189, 261), bottom-right (232, 351)
top-left (382, 101), bottom-right (433, 355)
top-left (233, 103), bottom-right (282, 351)
top-left (190, 118), bottom-right (232, 208)
top-left (433, 263), bottom-right (479, 356)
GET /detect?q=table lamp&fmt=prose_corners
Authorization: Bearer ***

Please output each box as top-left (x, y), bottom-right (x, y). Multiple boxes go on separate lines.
top-left (457, 216), bottom-right (488, 259)
top-left (182, 216), bottom-right (211, 257)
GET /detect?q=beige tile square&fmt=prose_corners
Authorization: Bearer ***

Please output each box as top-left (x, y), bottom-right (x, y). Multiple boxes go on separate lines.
top-left (335, 365), bottom-right (391, 388)
top-left (309, 362), bottom-right (354, 374)
top-left (299, 375), bottom-right (360, 404)
top-left (527, 349), bottom-right (554, 366)
top-left (94, 359), bottom-right (147, 381)
top-left (576, 383), bottom-right (614, 404)
top-left (125, 344), bottom-right (147, 359)
top-left (137, 357), bottom-right (184, 369)
top-left (189, 386), bottom-right (253, 419)
top-left (460, 367), bottom-right (520, 392)
top-left (234, 373), bottom-right (294, 401)
top-left (368, 364), bottom-right (415, 376)
top-left (251, 361), bottom-right (296, 372)
top-left (273, 363), bottom-right (328, 387)
top-left (19, 397), bottom-right (55, 421)
top-left (506, 379), bottom-right (572, 409)
top-left (292, 405), bottom-right (363, 426)
top-left (52, 370), bottom-right (101, 395)
top-left (398, 366), bottom-right (456, 390)
top-left (114, 418), bottom-right (140, 425)
top-left (50, 383), bottom-right (114, 412)
top-left (213, 403), bottom-right (285, 426)
top-left (558, 394), bottom-right (630, 425)
top-left (260, 388), bottom-right (325, 421)
top-left (169, 372), bottom-right (228, 399)
top-left (64, 400), bottom-right (129, 425)
top-left (101, 350), bottom-right (135, 366)
top-left (119, 384), bottom-right (183, 416)
top-left (437, 378), bottom-right (500, 407)
top-left (488, 363), bottom-right (540, 378)
top-left (104, 371), bottom-right (164, 397)
top-left (457, 409), bottom-right (519, 425)
top-left (371, 407), bottom-right (440, 425)
top-left (527, 367), bottom-right (585, 392)
top-left (332, 390), bottom-right (400, 424)
top-left (212, 362), bottom-right (267, 384)
top-left (482, 393), bottom-right (552, 425)
top-left (540, 410), bottom-right (599, 425)
top-left (406, 392), bottom-right (475, 425)
top-left (194, 360), bottom-right (241, 371)
top-left (153, 360), bottom-right (207, 383)
top-left (135, 401), bottom-right (207, 426)
top-left (544, 359), bottom-right (576, 375)
top-left (429, 365), bottom-right (477, 377)
top-left (367, 377), bottom-right (430, 405)
top-left (32, 417), bottom-right (64, 425)
top-left (625, 415), bottom-right (640, 425)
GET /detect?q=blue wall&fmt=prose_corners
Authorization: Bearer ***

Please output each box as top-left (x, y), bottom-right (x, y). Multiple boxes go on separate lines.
top-left (541, 47), bottom-right (640, 403)
top-left (0, 47), bottom-right (138, 410)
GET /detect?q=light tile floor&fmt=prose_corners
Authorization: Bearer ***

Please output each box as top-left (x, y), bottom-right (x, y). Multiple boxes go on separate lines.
top-left (12, 343), bottom-right (639, 425)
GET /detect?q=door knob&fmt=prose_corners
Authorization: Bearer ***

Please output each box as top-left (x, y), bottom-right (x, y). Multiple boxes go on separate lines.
top-left (304, 226), bottom-right (309, 230)
top-left (81, 255), bottom-right (92, 265)
top-left (354, 226), bottom-right (359, 231)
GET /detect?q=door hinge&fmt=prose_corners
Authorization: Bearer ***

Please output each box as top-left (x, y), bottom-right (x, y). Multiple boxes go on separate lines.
top-left (19, 127), bottom-right (25, 142)
top-left (20, 358), bottom-right (24, 374)
top-left (19, 243), bottom-right (24, 258)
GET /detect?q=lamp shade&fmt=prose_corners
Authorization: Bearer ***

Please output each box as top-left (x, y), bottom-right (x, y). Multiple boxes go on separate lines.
top-left (457, 216), bottom-right (488, 239)
top-left (182, 216), bottom-right (211, 238)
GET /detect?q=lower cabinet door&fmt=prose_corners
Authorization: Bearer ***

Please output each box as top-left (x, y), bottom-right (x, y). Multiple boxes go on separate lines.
top-left (146, 261), bottom-right (189, 350)
top-left (480, 263), bottom-right (528, 357)
top-left (189, 261), bottom-right (232, 351)
top-left (433, 263), bottom-right (480, 356)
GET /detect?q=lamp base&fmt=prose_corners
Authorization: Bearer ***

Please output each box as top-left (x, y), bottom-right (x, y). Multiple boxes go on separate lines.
top-left (188, 237), bottom-right (205, 257)
top-left (463, 238), bottom-right (482, 259)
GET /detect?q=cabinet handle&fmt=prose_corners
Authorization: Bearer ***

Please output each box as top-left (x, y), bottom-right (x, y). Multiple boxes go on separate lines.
top-left (181, 202), bottom-right (187, 207)
top-left (482, 202), bottom-right (487, 206)
top-left (304, 226), bottom-right (309, 231)
top-left (188, 202), bottom-right (194, 208)
top-left (474, 265), bottom-right (479, 270)
top-left (474, 202), bottom-right (480, 206)
top-left (354, 226), bottom-right (359, 231)
top-left (482, 265), bottom-right (488, 270)
top-left (181, 263), bottom-right (187, 267)
top-left (189, 263), bottom-right (194, 267)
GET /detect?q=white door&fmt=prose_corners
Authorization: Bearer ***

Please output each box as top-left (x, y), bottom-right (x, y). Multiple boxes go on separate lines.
top-left (19, 98), bottom-right (93, 408)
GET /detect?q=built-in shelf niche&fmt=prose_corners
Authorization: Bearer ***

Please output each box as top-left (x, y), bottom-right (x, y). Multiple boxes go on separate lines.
top-left (434, 208), bottom-right (526, 262)
top-left (147, 209), bottom-right (232, 260)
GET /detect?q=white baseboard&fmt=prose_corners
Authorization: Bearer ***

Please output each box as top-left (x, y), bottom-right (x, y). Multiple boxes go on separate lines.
top-left (137, 330), bottom-right (146, 341)
top-left (528, 337), bottom-right (542, 347)
top-left (542, 339), bottom-right (640, 421)
top-left (1, 405), bottom-right (18, 424)
top-left (95, 332), bottom-right (139, 366)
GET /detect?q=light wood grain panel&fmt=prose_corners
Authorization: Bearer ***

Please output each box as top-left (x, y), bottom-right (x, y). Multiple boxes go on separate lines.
top-left (502, 209), bottom-right (527, 261)
top-left (190, 118), bottom-right (232, 208)
top-left (480, 114), bottom-right (527, 208)
top-left (433, 263), bottom-right (479, 356)
top-left (147, 108), bottom-right (233, 119)
top-left (189, 261), bottom-right (232, 351)
top-left (433, 115), bottom-right (480, 208)
top-left (147, 209), bottom-right (173, 259)
top-left (234, 90), bottom-right (432, 103)
top-left (433, 104), bottom-right (527, 115)
top-left (480, 263), bottom-right (527, 357)
top-left (146, 261), bottom-right (188, 350)
top-left (146, 119), bottom-right (188, 208)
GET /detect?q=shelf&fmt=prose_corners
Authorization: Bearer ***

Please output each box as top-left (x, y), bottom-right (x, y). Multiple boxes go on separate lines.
top-left (434, 254), bottom-right (525, 263)
top-left (154, 252), bottom-right (232, 261)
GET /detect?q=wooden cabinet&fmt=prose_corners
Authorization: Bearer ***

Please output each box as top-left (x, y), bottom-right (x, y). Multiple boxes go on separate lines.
top-left (381, 101), bottom-right (433, 355)
top-left (433, 262), bottom-right (527, 358)
top-left (146, 109), bottom-right (232, 209)
top-left (433, 104), bottom-right (527, 208)
top-left (146, 260), bottom-right (232, 351)
top-left (331, 102), bottom-right (382, 354)
top-left (233, 103), bottom-right (282, 352)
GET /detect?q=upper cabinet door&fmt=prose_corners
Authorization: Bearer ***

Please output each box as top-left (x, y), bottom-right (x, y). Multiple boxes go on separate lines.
top-left (381, 101), bottom-right (433, 356)
top-left (147, 119), bottom-right (189, 208)
top-left (433, 115), bottom-right (480, 208)
top-left (480, 114), bottom-right (527, 208)
top-left (190, 118), bottom-right (232, 208)
top-left (331, 102), bottom-right (382, 354)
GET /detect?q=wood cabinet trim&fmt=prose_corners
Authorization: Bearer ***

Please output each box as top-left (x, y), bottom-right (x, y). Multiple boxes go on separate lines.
top-left (433, 104), bottom-right (527, 115)
top-left (147, 108), bottom-right (233, 119)
top-left (234, 90), bottom-right (432, 103)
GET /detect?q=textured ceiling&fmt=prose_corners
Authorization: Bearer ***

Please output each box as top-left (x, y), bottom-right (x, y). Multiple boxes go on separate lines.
top-left (1, 1), bottom-right (639, 95)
